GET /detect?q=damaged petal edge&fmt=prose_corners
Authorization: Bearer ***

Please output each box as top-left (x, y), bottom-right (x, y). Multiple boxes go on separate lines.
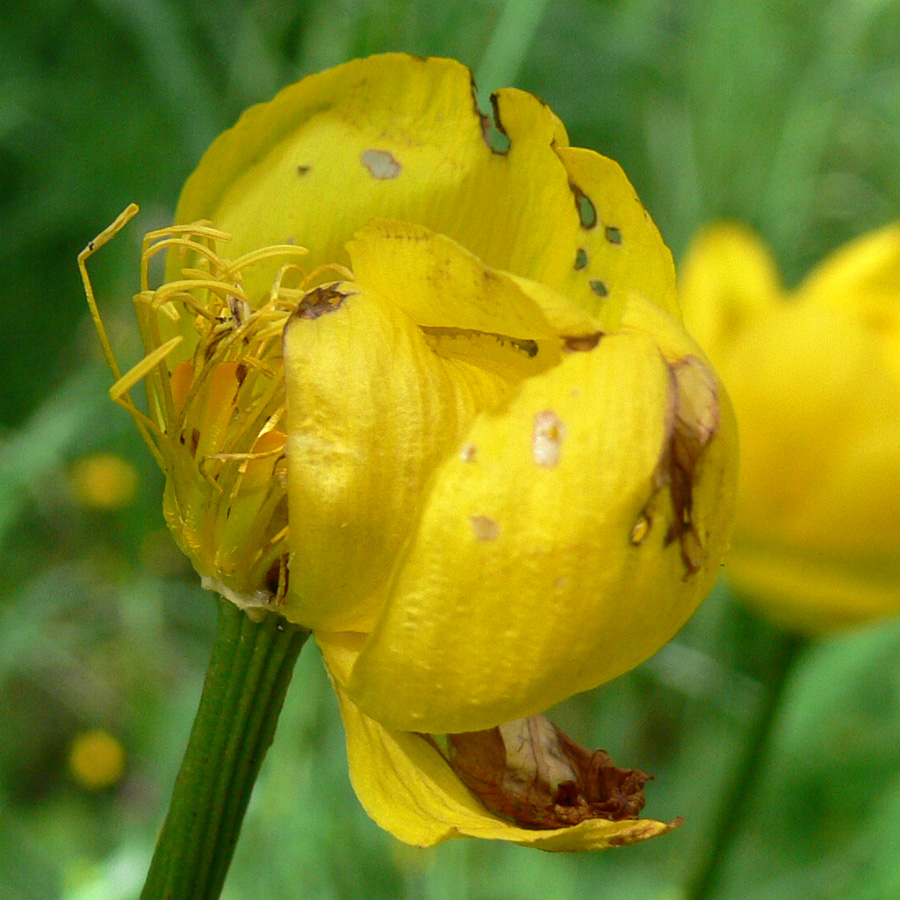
top-left (295, 283), bottom-right (357, 320)
top-left (639, 354), bottom-right (721, 574)
top-left (441, 714), bottom-right (659, 830)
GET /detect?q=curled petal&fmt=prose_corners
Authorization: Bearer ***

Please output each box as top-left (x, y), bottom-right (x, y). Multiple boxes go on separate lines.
top-left (282, 283), bottom-right (510, 631)
top-left (170, 54), bottom-right (675, 331)
top-left (347, 301), bottom-right (737, 733)
top-left (318, 634), bottom-right (677, 851)
top-left (348, 219), bottom-right (601, 341)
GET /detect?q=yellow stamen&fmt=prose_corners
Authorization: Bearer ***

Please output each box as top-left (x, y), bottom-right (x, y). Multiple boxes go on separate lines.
top-left (110, 336), bottom-right (184, 403)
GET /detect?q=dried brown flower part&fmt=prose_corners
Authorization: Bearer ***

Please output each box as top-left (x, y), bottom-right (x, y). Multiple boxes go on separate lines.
top-left (656, 355), bottom-right (721, 573)
top-left (444, 714), bottom-right (650, 829)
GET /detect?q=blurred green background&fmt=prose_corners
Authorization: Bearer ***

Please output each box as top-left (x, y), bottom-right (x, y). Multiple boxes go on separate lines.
top-left (3, 0), bottom-right (900, 898)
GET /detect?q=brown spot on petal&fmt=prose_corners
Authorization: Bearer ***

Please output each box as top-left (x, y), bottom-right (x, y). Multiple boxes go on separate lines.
top-left (296, 284), bottom-right (353, 320)
top-left (446, 714), bottom-right (652, 828)
top-left (563, 332), bottom-right (602, 352)
top-left (460, 442), bottom-right (478, 463)
top-left (296, 165), bottom-right (310, 175)
top-left (651, 355), bottom-right (720, 574)
top-left (360, 149), bottom-right (401, 179)
top-left (469, 515), bottom-right (499, 540)
top-left (533, 410), bottom-right (565, 466)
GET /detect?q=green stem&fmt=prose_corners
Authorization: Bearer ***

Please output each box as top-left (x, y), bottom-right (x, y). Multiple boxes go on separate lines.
top-left (685, 626), bottom-right (806, 900)
top-left (141, 597), bottom-right (309, 900)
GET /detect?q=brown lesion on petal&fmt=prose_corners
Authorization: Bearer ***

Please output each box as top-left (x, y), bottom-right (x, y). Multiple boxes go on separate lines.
top-left (469, 514), bottom-right (500, 541)
top-left (647, 355), bottom-right (721, 574)
top-left (421, 326), bottom-right (539, 359)
top-left (441, 714), bottom-right (652, 828)
top-left (562, 332), bottom-right (603, 352)
top-left (295, 283), bottom-right (355, 320)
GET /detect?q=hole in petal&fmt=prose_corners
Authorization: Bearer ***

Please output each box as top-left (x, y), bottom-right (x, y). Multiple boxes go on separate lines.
top-left (570, 184), bottom-right (598, 229)
top-left (589, 280), bottom-right (609, 298)
top-left (360, 149), bottom-right (401, 179)
top-left (479, 93), bottom-right (511, 154)
top-left (574, 248), bottom-right (588, 270)
top-left (605, 226), bottom-right (623, 245)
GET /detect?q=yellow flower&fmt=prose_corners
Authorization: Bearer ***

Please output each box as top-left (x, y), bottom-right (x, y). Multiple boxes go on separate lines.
top-left (82, 54), bottom-right (737, 850)
top-left (69, 452), bottom-right (139, 510)
top-left (69, 729), bottom-right (126, 791)
top-left (680, 223), bottom-right (900, 634)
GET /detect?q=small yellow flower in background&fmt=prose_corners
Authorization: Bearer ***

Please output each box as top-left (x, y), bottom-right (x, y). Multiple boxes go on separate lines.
top-left (68, 729), bottom-right (126, 791)
top-left (69, 453), bottom-right (139, 510)
top-left (680, 223), bottom-right (900, 634)
top-left (81, 54), bottom-right (737, 850)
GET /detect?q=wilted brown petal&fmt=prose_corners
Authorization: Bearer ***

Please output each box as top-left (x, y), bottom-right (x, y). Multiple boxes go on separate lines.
top-left (444, 714), bottom-right (650, 828)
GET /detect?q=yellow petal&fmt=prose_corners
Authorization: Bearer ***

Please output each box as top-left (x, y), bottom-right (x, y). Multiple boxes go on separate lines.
top-left (719, 302), bottom-right (898, 548)
top-left (552, 145), bottom-right (679, 324)
top-left (170, 53), bottom-right (675, 330)
top-left (678, 222), bottom-right (782, 362)
top-left (726, 539), bottom-right (900, 634)
top-left (680, 222), bottom-right (900, 634)
top-left (347, 219), bottom-right (601, 341)
top-left (347, 304), bottom-right (737, 733)
top-left (281, 283), bottom-right (512, 632)
top-left (795, 222), bottom-right (900, 385)
top-left (318, 633), bottom-right (676, 850)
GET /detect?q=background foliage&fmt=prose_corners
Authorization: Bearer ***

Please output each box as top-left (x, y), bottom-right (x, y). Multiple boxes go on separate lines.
top-left (2, 1), bottom-right (900, 898)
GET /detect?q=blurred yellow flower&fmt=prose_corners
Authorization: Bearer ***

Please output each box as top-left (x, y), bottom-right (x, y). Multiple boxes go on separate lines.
top-left (82, 54), bottom-right (737, 850)
top-left (68, 729), bottom-right (126, 791)
top-left (69, 452), bottom-right (139, 510)
top-left (680, 223), bottom-right (900, 633)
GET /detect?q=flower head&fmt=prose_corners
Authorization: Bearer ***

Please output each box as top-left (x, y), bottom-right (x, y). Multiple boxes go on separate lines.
top-left (82, 54), bottom-right (737, 850)
top-left (680, 223), bottom-right (900, 633)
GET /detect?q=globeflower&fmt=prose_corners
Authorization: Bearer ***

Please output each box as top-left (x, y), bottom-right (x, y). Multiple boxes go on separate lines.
top-left (82, 54), bottom-right (737, 852)
top-left (679, 223), bottom-right (900, 633)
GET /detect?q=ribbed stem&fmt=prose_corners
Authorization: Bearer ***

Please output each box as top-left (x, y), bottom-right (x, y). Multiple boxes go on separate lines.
top-left (140, 597), bottom-right (309, 900)
top-left (685, 626), bottom-right (805, 900)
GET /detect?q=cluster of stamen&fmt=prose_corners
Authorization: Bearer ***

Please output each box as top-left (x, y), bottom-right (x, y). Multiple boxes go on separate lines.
top-left (80, 204), bottom-right (349, 609)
